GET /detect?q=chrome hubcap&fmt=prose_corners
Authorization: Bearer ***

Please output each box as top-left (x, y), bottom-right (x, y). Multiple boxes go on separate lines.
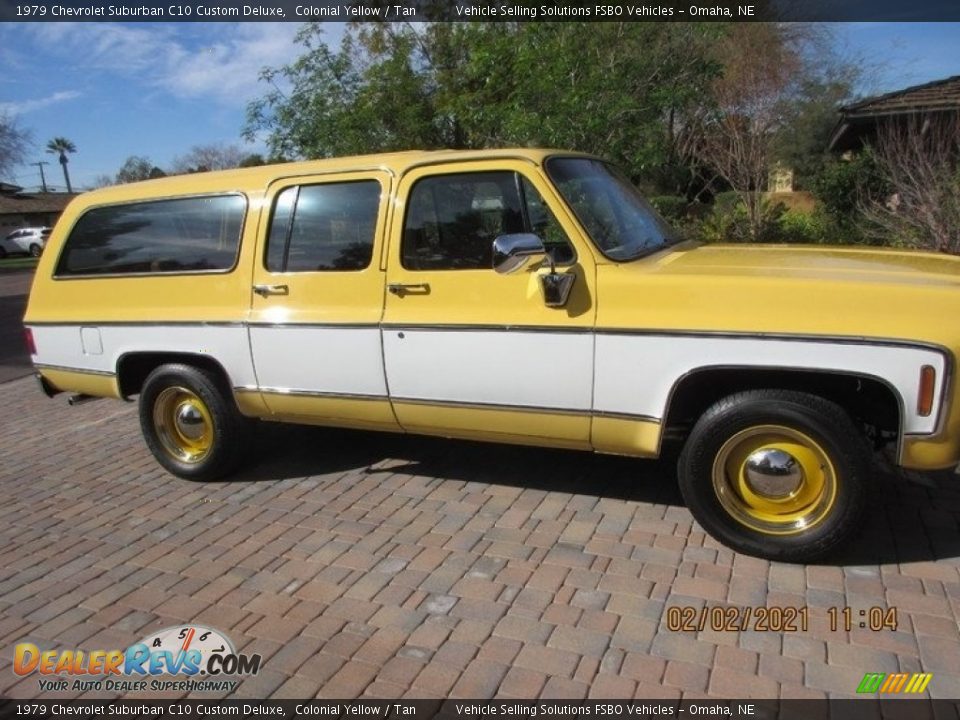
top-left (744, 448), bottom-right (804, 499)
top-left (175, 404), bottom-right (206, 441)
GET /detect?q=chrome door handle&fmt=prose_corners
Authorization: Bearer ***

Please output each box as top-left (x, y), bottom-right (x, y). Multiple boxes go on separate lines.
top-left (253, 284), bottom-right (289, 297)
top-left (387, 283), bottom-right (430, 296)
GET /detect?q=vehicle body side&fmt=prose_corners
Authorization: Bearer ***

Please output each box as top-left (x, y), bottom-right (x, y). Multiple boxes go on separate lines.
top-left (23, 149), bottom-right (960, 472)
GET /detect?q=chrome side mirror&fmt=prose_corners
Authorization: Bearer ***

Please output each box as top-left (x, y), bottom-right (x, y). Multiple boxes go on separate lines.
top-left (492, 233), bottom-right (546, 275)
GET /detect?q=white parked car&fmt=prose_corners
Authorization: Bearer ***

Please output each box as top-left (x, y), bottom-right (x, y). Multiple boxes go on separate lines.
top-left (0, 227), bottom-right (50, 258)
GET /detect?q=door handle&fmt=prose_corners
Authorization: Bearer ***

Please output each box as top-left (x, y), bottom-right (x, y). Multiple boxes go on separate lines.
top-left (387, 283), bottom-right (430, 296)
top-left (252, 284), bottom-right (289, 297)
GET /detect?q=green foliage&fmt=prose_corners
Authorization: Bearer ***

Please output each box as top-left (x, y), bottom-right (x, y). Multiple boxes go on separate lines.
top-left (46, 136), bottom-right (76, 192)
top-left (239, 154), bottom-right (266, 168)
top-left (691, 193), bottom-right (877, 246)
top-left (777, 208), bottom-right (829, 243)
top-left (648, 196), bottom-right (688, 222)
top-left (772, 77), bottom-right (858, 190)
top-left (692, 192), bottom-right (787, 243)
top-left (812, 151), bottom-right (890, 243)
top-left (245, 22), bottom-right (722, 176)
top-left (814, 151), bottom-right (882, 218)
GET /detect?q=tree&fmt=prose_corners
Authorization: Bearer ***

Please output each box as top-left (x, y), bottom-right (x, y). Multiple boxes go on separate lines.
top-left (859, 114), bottom-right (960, 253)
top-left (686, 25), bottom-right (857, 239)
top-left (46, 137), bottom-right (76, 193)
top-left (115, 156), bottom-right (164, 184)
top-left (91, 174), bottom-right (115, 189)
top-left (773, 76), bottom-right (858, 190)
top-left (239, 153), bottom-right (266, 167)
top-left (685, 25), bottom-right (803, 239)
top-left (1, 113), bottom-right (31, 179)
top-left (171, 143), bottom-right (244, 174)
top-left (244, 22), bottom-right (721, 183)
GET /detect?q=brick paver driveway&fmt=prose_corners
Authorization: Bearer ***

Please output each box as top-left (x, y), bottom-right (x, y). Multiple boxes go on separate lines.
top-left (2, 374), bottom-right (959, 700)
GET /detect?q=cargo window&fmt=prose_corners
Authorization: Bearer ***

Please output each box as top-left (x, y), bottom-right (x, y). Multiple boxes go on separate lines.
top-left (402, 171), bottom-right (574, 271)
top-left (266, 180), bottom-right (380, 273)
top-left (56, 195), bottom-right (245, 277)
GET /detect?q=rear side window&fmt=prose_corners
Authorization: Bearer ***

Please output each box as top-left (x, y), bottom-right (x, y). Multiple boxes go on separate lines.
top-left (56, 195), bottom-right (245, 277)
top-left (266, 180), bottom-right (380, 273)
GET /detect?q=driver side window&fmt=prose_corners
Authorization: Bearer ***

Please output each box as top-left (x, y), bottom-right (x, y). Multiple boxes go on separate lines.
top-left (402, 171), bottom-right (575, 271)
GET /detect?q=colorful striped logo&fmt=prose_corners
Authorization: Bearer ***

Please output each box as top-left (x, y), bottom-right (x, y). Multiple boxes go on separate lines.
top-left (857, 672), bottom-right (933, 694)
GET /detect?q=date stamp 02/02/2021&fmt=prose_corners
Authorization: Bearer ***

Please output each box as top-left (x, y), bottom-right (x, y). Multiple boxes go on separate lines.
top-left (665, 605), bottom-right (899, 633)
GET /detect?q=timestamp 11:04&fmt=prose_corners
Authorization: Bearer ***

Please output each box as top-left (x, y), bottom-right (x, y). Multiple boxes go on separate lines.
top-left (829, 606), bottom-right (899, 631)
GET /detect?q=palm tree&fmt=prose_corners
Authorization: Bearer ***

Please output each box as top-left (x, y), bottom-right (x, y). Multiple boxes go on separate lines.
top-left (46, 137), bottom-right (76, 193)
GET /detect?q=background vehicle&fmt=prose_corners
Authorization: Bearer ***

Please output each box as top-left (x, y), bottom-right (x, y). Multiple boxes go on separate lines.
top-left (0, 227), bottom-right (50, 258)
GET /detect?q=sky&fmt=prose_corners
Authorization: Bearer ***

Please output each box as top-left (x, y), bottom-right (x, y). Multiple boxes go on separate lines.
top-left (1, 21), bottom-right (959, 192)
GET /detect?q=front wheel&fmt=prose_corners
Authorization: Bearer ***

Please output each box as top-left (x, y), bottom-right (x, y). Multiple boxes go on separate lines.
top-left (139, 363), bottom-right (249, 480)
top-left (678, 389), bottom-right (869, 563)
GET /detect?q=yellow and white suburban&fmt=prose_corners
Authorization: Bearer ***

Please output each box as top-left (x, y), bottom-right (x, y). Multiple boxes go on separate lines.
top-left (24, 149), bottom-right (960, 561)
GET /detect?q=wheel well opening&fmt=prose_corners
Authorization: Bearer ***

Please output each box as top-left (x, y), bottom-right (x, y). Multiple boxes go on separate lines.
top-left (117, 353), bottom-right (232, 399)
top-left (664, 368), bottom-right (901, 447)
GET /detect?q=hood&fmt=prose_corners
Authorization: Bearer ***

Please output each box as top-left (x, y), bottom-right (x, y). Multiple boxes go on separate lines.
top-left (654, 243), bottom-right (960, 287)
top-left (596, 242), bottom-right (960, 347)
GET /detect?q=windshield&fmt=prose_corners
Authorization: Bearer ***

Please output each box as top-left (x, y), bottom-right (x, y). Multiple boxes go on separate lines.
top-left (546, 157), bottom-right (677, 261)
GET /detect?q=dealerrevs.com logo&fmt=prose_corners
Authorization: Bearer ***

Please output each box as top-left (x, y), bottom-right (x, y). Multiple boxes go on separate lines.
top-left (14, 625), bottom-right (261, 694)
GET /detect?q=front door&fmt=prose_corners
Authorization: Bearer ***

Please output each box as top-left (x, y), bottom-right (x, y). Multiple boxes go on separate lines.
top-left (246, 171), bottom-right (399, 431)
top-left (381, 160), bottom-right (597, 448)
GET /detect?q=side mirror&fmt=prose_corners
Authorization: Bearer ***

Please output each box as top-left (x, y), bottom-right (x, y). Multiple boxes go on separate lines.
top-left (492, 233), bottom-right (546, 275)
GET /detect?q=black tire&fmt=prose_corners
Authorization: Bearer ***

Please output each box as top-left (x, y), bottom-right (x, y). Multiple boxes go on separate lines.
top-left (0, 247), bottom-right (7, 259)
top-left (677, 389), bottom-right (869, 563)
top-left (29, 243), bottom-right (42, 257)
top-left (139, 363), bottom-right (249, 481)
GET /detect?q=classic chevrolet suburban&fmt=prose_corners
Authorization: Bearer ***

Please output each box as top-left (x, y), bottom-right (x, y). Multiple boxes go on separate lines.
top-left (24, 149), bottom-right (960, 561)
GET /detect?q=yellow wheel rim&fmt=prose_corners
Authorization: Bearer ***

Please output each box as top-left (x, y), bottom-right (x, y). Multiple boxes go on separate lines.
top-left (153, 387), bottom-right (213, 464)
top-left (711, 424), bottom-right (837, 536)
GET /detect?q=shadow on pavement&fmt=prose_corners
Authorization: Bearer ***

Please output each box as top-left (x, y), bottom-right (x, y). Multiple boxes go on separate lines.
top-left (231, 421), bottom-right (683, 506)
top-left (225, 421), bottom-right (960, 566)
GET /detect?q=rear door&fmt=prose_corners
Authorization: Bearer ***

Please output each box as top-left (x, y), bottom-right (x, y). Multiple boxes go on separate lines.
top-left (246, 171), bottom-right (399, 431)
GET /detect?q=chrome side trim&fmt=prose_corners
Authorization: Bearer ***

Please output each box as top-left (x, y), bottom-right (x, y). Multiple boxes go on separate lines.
top-left (381, 323), bottom-right (591, 334)
top-left (392, 396), bottom-right (591, 417)
top-left (24, 319), bottom-right (957, 357)
top-left (248, 322), bottom-right (380, 330)
top-left (236, 385), bottom-right (660, 423)
top-left (27, 321), bottom-right (246, 328)
top-left (236, 387), bottom-right (385, 402)
top-left (34, 363), bottom-right (116, 377)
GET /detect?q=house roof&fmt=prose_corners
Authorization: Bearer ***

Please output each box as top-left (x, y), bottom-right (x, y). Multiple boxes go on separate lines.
top-left (840, 75), bottom-right (960, 118)
top-left (829, 75), bottom-right (960, 152)
top-left (0, 192), bottom-right (78, 217)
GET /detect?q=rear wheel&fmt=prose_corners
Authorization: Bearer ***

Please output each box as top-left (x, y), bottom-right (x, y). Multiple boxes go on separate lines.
top-left (678, 389), bottom-right (869, 562)
top-left (139, 364), bottom-right (249, 480)
top-left (29, 243), bottom-right (42, 257)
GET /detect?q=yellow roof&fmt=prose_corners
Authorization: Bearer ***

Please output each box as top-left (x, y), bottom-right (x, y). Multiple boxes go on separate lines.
top-left (81, 148), bottom-right (590, 204)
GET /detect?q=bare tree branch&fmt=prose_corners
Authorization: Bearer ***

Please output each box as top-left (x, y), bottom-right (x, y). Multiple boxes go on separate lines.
top-left (859, 113), bottom-right (960, 253)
